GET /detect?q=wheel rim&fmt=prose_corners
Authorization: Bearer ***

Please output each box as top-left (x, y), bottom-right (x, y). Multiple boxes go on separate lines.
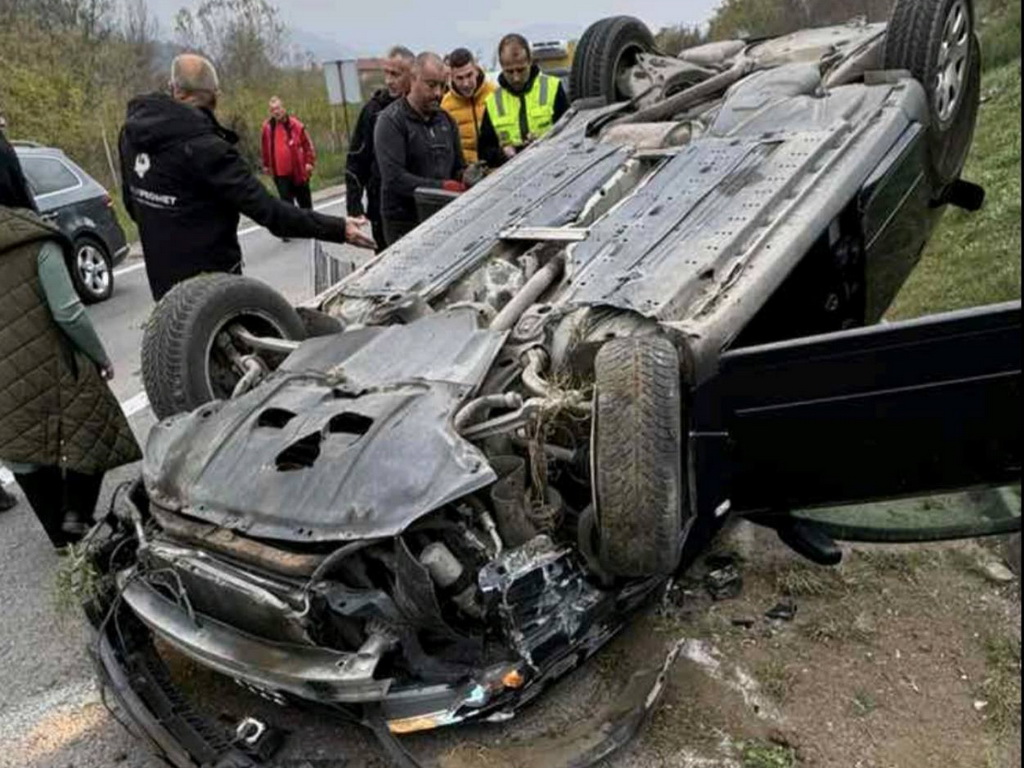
top-left (613, 43), bottom-right (647, 101)
top-left (934, 0), bottom-right (970, 125)
top-left (203, 310), bottom-right (289, 400)
top-left (77, 244), bottom-right (110, 297)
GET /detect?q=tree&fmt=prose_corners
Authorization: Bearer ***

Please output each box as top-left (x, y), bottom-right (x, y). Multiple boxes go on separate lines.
top-left (175, 0), bottom-right (286, 83)
top-left (655, 23), bottom-right (707, 56)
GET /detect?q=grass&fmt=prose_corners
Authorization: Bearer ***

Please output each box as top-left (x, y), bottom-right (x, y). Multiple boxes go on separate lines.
top-left (801, 610), bottom-right (877, 646)
top-left (52, 541), bottom-right (103, 619)
top-left (888, 58), bottom-right (1022, 319)
top-left (850, 689), bottom-right (880, 718)
top-left (742, 741), bottom-right (797, 768)
top-left (978, 633), bottom-right (1022, 733)
top-left (757, 659), bottom-right (797, 704)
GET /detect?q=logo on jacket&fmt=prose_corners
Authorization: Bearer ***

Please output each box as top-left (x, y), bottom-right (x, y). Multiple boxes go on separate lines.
top-left (134, 153), bottom-right (151, 179)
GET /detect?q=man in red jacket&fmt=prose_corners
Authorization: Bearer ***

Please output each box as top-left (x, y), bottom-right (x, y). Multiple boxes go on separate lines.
top-left (261, 96), bottom-right (316, 210)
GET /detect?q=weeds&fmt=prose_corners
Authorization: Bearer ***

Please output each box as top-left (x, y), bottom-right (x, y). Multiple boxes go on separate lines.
top-left (741, 741), bottom-right (797, 768)
top-left (979, 633), bottom-right (1022, 733)
top-left (801, 610), bottom-right (877, 646)
top-left (850, 689), bottom-right (879, 717)
top-left (52, 541), bottom-right (102, 619)
top-left (757, 659), bottom-right (796, 704)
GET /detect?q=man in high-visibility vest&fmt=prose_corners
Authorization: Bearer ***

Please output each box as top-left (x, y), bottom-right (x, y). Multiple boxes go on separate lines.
top-left (478, 34), bottom-right (570, 169)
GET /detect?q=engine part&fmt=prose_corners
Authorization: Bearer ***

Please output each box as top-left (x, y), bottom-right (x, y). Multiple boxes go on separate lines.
top-left (487, 455), bottom-right (536, 548)
top-left (454, 392), bottom-right (523, 431)
top-left (419, 542), bottom-right (483, 618)
top-left (490, 257), bottom-right (565, 333)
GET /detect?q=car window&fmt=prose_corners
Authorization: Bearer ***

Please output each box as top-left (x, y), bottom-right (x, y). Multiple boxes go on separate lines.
top-left (20, 156), bottom-right (81, 196)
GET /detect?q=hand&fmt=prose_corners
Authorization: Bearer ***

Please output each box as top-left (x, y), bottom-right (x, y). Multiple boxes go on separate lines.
top-left (99, 364), bottom-right (115, 381)
top-left (502, 145), bottom-right (517, 159)
top-left (441, 179), bottom-right (467, 193)
top-left (262, 167), bottom-right (271, 176)
top-left (305, 164), bottom-right (314, 175)
top-left (349, 215), bottom-right (369, 227)
top-left (463, 164), bottom-right (485, 188)
top-left (345, 218), bottom-right (376, 249)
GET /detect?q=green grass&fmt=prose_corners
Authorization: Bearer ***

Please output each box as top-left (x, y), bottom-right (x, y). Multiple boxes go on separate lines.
top-left (978, 0), bottom-right (1023, 71)
top-left (889, 59), bottom-right (1022, 319)
top-left (757, 659), bottom-right (797, 704)
top-left (979, 633), bottom-right (1022, 733)
top-left (742, 742), bottom-right (797, 768)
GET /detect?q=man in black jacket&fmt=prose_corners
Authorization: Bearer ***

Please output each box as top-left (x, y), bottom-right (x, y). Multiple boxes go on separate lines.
top-left (120, 54), bottom-right (375, 301)
top-left (374, 52), bottom-right (467, 247)
top-left (346, 46), bottom-right (414, 251)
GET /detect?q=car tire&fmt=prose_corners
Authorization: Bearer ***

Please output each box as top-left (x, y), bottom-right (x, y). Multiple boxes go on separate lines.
top-left (70, 236), bottom-right (114, 304)
top-left (142, 274), bottom-right (306, 420)
top-left (884, 0), bottom-right (981, 188)
top-left (592, 335), bottom-right (686, 577)
top-left (570, 16), bottom-right (656, 104)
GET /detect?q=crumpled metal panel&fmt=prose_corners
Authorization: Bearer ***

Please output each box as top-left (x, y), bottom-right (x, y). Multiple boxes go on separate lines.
top-left (143, 311), bottom-right (506, 542)
top-left (338, 124), bottom-right (629, 301)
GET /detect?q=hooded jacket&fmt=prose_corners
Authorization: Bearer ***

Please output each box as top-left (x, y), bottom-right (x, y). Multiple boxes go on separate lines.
top-left (441, 69), bottom-right (497, 165)
top-left (119, 93), bottom-right (348, 301)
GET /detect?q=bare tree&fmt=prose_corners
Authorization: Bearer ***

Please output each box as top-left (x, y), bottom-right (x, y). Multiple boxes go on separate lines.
top-left (175, 0), bottom-right (287, 83)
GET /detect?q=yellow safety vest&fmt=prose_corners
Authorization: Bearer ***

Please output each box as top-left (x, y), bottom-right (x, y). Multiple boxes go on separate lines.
top-left (485, 73), bottom-right (560, 147)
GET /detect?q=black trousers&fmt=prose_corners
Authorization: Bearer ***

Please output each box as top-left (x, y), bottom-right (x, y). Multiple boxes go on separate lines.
top-left (14, 466), bottom-right (104, 548)
top-left (383, 219), bottom-right (416, 249)
top-left (274, 176), bottom-right (313, 210)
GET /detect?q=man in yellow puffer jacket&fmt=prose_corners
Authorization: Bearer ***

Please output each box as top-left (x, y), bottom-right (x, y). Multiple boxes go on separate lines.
top-left (441, 48), bottom-right (496, 166)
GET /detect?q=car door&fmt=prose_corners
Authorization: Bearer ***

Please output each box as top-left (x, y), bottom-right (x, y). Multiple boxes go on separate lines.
top-left (19, 153), bottom-right (84, 229)
top-left (690, 301), bottom-right (1021, 545)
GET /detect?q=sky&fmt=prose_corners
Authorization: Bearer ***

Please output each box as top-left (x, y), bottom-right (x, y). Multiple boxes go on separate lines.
top-left (144, 0), bottom-right (721, 59)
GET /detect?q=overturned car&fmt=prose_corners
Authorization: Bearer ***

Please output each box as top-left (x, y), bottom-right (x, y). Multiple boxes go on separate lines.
top-left (87, 4), bottom-right (1020, 767)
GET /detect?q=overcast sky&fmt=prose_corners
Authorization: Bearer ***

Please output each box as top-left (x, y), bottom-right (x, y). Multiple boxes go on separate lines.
top-left (145, 0), bottom-right (721, 58)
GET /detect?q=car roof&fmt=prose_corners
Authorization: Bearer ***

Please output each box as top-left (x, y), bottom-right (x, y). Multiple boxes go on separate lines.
top-left (12, 142), bottom-right (106, 207)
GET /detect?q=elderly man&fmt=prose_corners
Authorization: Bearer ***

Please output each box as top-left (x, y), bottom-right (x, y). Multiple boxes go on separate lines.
top-left (119, 54), bottom-right (374, 301)
top-left (346, 46), bottom-right (415, 251)
top-left (478, 34), bottom-right (570, 168)
top-left (261, 96), bottom-right (317, 211)
top-left (374, 52), bottom-right (466, 247)
top-left (441, 47), bottom-right (497, 166)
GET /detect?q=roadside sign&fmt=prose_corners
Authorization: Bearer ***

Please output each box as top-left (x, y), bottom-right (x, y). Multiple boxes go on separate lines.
top-left (323, 60), bottom-right (363, 106)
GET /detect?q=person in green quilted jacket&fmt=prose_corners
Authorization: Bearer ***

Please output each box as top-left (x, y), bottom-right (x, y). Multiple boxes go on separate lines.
top-left (1, 157), bottom-right (141, 547)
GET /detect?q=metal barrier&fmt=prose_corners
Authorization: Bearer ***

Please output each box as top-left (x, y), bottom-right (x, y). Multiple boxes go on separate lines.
top-left (310, 239), bottom-right (354, 297)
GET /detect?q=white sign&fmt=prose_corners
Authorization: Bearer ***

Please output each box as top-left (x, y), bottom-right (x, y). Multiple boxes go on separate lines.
top-left (323, 60), bottom-right (363, 106)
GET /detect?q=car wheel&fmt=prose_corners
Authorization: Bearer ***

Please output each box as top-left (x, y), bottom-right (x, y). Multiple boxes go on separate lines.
top-left (570, 16), bottom-right (656, 104)
top-left (142, 274), bottom-right (306, 420)
top-left (592, 335), bottom-right (686, 577)
top-left (884, 0), bottom-right (981, 188)
top-left (70, 236), bottom-right (114, 304)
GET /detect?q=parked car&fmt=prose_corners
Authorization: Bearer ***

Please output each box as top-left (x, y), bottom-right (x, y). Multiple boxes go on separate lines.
top-left (87, 3), bottom-right (1019, 768)
top-left (13, 143), bottom-right (128, 303)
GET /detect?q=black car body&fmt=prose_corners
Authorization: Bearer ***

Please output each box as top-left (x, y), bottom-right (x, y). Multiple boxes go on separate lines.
top-left (14, 143), bottom-right (128, 302)
top-left (86, 6), bottom-right (1020, 768)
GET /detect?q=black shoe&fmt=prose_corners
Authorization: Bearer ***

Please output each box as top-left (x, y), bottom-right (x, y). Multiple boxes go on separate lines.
top-left (0, 486), bottom-right (17, 512)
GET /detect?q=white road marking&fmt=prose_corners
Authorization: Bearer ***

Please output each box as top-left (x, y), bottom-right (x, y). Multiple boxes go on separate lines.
top-left (113, 195), bottom-right (347, 278)
top-left (121, 391), bottom-right (151, 418)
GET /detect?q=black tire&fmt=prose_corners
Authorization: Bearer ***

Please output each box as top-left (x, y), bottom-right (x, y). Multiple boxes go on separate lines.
top-left (570, 16), bottom-right (655, 104)
top-left (142, 274), bottom-right (305, 420)
top-left (592, 336), bottom-right (686, 577)
top-left (69, 235), bottom-right (114, 304)
top-left (884, 0), bottom-right (981, 187)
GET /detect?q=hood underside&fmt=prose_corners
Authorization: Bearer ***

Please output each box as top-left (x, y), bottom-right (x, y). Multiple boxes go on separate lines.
top-left (143, 310), bottom-right (506, 542)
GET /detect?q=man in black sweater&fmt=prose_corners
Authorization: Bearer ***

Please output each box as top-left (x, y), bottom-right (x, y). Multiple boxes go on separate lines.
top-left (374, 52), bottom-right (467, 247)
top-left (120, 54), bottom-right (375, 301)
top-left (346, 46), bottom-right (415, 251)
